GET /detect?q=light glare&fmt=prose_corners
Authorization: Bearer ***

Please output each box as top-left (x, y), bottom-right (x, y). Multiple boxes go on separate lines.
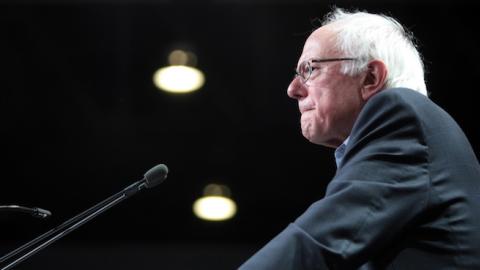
top-left (153, 65), bottom-right (205, 93)
top-left (193, 196), bottom-right (237, 221)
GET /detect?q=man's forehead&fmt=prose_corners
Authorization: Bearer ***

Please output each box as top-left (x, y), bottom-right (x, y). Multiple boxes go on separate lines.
top-left (299, 26), bottom-right (337, 62)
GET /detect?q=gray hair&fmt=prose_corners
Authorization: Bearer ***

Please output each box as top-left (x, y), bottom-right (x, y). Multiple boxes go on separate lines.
top-left (321, 8), bottom-right (428, 96)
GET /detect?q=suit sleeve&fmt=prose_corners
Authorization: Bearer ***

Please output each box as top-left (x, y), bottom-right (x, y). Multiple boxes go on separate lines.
top-left (239, 89), bottom-right (431, 270)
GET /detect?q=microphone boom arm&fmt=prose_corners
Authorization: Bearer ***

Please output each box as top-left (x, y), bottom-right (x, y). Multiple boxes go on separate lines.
top-left (0, 164), bottom-right (168, 270)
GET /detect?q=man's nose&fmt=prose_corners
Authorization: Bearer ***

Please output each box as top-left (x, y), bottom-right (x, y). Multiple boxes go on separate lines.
top-left (287, 76), bottom-right (307, 100)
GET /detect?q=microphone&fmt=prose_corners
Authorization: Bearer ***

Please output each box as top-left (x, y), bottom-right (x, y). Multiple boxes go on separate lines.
top-left (143, 164), bottom-right (169, 188)
top-left (0, 205), bottom-right (52, 219)
top-left (122, 164), bottom-right (168, 197)
top-left (0, 164), bottom-right (169, 270)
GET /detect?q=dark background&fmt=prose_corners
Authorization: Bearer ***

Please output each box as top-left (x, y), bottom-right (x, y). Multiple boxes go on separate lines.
top-left (1, 0), bottom-right (479, 269)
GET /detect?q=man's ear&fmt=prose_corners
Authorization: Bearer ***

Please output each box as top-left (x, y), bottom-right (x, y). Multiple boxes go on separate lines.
top-left (361, 60), bottom-right (388, 101)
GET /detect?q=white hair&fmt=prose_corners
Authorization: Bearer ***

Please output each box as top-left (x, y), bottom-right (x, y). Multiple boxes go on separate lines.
top-left (321, 8), bottom-right (428, 96)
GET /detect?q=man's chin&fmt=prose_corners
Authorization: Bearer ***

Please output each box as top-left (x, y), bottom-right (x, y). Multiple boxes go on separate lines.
top-left (301, 129), bottom-right (313, 142)
top-left (302, 132), bottom-right (322, 146)
top-left (303, 133), bottom-right (337, 149)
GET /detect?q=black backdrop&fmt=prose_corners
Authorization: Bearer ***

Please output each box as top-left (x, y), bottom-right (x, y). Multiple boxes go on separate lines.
top-left (1, 1), bottom-right (479, 269)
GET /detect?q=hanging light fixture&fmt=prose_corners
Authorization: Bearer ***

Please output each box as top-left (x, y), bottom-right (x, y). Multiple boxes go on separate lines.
top-left (153, 49), bottom-right (205, 93)
top-left (193, 183), bottom-right (237, 221)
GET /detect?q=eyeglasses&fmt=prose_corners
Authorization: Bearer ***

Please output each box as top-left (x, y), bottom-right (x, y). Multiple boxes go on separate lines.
top-left (295, 57), bottom-right (357, 83)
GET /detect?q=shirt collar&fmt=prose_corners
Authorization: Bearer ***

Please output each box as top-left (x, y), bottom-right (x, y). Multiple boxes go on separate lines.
top-left (334, 136), bottom-right (350, 168)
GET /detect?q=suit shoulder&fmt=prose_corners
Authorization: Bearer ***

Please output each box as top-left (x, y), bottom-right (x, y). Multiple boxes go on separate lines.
top-left (359, 88), bottom-right (427, 122)
top-left (371, 88), bottom-right (429, 106)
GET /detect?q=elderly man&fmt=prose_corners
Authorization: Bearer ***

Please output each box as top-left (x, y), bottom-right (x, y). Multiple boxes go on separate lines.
top-left (240, 8), bottom-right (480, 270)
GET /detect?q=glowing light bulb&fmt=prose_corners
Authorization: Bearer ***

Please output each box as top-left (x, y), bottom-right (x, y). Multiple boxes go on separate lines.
top-left (193, 184), bottom-right (237, 221)
top-left (153, 50), bottom-right (205, 93)
top-left (193, 196), bottom-right (237, 221)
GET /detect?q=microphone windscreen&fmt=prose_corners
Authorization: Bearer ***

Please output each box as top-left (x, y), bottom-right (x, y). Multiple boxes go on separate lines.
top-left (144, 164), bottom-right (169, 188)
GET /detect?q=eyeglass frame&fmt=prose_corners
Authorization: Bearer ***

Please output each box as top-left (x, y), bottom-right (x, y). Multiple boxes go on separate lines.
top-left (294, 57), bottom-right (357, 84)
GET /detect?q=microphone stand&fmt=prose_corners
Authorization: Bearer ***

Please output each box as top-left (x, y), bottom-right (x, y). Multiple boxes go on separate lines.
top-left (0, 180), bottom-right (151, 270)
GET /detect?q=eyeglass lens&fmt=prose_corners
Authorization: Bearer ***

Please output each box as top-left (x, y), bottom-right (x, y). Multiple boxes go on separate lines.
top-left (298, 61), bottom-right (311, 83)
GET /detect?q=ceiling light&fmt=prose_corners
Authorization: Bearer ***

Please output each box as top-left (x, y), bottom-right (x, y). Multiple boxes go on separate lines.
top-left (153, 50), bottom-right (205, 93)
top-left (193, 184), bottom-right (237, 221)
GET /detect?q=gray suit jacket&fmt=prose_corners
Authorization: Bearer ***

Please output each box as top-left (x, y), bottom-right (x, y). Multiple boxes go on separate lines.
top-left (240, 88), bottom-right (480, 269)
